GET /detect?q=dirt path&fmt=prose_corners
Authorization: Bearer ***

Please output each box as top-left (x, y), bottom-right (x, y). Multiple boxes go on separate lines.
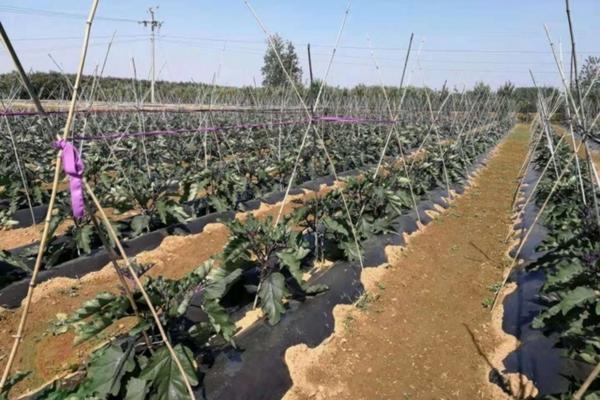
top-left (284, 124), bottom-right (531, 400)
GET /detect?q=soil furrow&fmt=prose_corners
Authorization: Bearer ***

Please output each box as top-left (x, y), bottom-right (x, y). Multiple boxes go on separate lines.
top-left (284, 124), bottom-right (531, 400)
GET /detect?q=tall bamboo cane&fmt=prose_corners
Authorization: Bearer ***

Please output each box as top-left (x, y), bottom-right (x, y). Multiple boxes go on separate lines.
top-left (0, 0), bottom-right (100, 388)
top-left (83, 181), bottom-right (196, 399)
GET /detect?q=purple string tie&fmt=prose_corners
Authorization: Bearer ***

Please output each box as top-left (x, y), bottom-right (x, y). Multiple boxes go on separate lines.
top-left (53, 139), bottom-right (85, 219)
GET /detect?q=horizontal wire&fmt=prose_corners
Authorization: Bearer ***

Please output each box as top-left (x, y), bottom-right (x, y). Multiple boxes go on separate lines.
top-left (0, 5), bottom-right (139, 23)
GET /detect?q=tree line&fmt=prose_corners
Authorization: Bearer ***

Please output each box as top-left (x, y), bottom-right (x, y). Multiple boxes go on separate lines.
top-left (1, 33), bottom-right (598, 116)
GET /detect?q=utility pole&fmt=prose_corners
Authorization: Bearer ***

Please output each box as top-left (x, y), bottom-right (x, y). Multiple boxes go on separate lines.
top-left (0, 22), bottom-right (45, 113)
top-left (307, 43), bottom-right (314, 87)
top-left (139, 7), bottom-right (162, 104)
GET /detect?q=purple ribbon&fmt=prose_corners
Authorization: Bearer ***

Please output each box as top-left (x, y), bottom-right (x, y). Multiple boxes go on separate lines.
top-left (53, 139), bottom-right (85, 219)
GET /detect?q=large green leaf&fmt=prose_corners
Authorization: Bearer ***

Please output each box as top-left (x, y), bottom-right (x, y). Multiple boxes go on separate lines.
top-left (139, 344), bottom-right (199, 400)
top-left (0, 250), bottom-right (30, 272)
top-left (259, 272), bottom-right (288, 325)
top-left (85, 343), bottom-right (136, 398)
top-left (557, 287), bottom-right (598, 315)
top-left (203, 300), bottom-right (237, 343)
top-left (71, 291), bottom-right (118, 320)
top-left (322, 216), bottom-right (348, 236)
top-left (74, 224), bottom-right (93, 254)
top-left (204, 267), bottom-right (242, 301)
top-left (131, 215), bottom-right (151, 236)
top-left (277, 246), bottom-right (310, 285)
top-left (125, 377), bottom-right (149, 400)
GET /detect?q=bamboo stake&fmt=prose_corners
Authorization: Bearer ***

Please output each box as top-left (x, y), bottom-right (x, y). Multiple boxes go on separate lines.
top-left (424, 90), bottom-right (452, 198)
top-left (372, 33), bottom-right (414, 178)
top-left (565, 0), bottom-right (585, 123)
top-left (562, 0), bottom-right (600, 230)
top-left (367, 35), bottom-right (421, 223)
top-left (505, 133), bottom-right (540, 241)
top-left (530, 70), bottom-right (560, 176)
top-left (406, 92), bottom-right (452, 172)
top-left (3, 116), bottom-right (36, 226)
top-left (491, 144), bottom-right (581, 311)
top-left (0, 1), bottom-right (100, 389)
top-left (544, 25), bottom-right (587, 208)
top-left (83, 181), bottom-right (195, 399)
top-left (0, 22), bottom-right (45, 113)
top-left (242, 0), bottom-right (364, 274)
top-left (87, 213), bottom-right (154, 353)
top-left (506, 135), bottom-right (568, 244)
top-left (243, 0), bottom-right (365, 313)
top-left (574, 362), bottom-right (600, 400)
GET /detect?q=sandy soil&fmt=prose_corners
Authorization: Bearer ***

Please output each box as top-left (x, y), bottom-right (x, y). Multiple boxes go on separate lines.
top-left (0, 188), bottom-right (315, 396)
top-left (283, 124), bottom-right (532, 400)
top-left (0, 207), bottom-right (139, 251)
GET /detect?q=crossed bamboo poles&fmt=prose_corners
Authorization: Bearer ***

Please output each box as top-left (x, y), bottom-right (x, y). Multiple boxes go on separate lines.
top-left (491, 2), bottom-right (600, 397)
top-left (0, 1), bottom-right (196, 398)
top-left (1, 2), bottom-right (535, 400)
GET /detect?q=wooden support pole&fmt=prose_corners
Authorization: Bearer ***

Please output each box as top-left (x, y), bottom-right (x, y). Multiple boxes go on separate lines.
top-left (83, 181), bottom-right (195, 399)
top-left (0, 22), bottom-right (45, 113)
top-left (574, 362), bottom-right (600, 400)
top-left (87, 213), bottom-right (154, 353)
top-left (307, 43), bottom-right (314, 87)
top-left (0, 0), bottom-right (99, 389)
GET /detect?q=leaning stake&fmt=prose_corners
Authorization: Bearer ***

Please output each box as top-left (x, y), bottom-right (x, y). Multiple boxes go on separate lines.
top-left (0, 0), bottom-right (100, 389)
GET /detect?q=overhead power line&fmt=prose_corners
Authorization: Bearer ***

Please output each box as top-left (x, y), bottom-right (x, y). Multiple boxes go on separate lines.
top-left (14, 38), bottom-right (149, 54)
top-left (0, 5), bottom-right (139, 23)
top-left (155, 34), bottom-right (600, 55)
top-left (11, 34), bottom-right (149, 42)
top-left (1, 7), bottom-right (598, 56)
top-left (5, 34), bottom-right (585, 66)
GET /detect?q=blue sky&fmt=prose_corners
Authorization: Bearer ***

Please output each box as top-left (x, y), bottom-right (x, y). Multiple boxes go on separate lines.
top-left (1, 0), bottom-right (598, 89)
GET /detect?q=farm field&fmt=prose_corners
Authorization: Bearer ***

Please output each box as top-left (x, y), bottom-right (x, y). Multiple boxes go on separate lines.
top-left (284, 124), bottom-right (533, 399)
top-left (1, 1), bottom-right (600, 400)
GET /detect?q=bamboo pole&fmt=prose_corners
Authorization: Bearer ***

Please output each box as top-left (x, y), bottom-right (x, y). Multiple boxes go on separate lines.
top-left (562, 0), bottom-right (600, 230)
top-left (0, 0), bottom-right (100, 389)
top-left (83, 181), bottom-right (195, 399)
top-left (0, 22), bottom-right (45, 113)
top-left (574, 362), bottom-right (600, 400)
top-left (3, 116), bottom-right (36, 226)
top-left (366, 34), bottom-right (421, 223)
top-left (491, 144), bottom-right (581, 311)
top-left (87, 213), bottom-right (154, 353)
top-left (424, 90), bottom-right (452, 199)
top-left (530, 70), bottom-right (560, 177)
top-left (544, 25), bottom-right (587, 208)
top-left (242, 0), bottom-right (363, 273)
top-left (506, 135), bottom-right (567, 244)
top-left (372, 33), bottom-right (414, 178)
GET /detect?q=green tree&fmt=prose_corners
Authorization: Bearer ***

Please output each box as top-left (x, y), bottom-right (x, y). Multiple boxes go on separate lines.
top-left (472, 81), bottom-right (492, 99)
top-left (261, 34), bottom-right (302, 87)
top-left (580, 56), bottom-right (600, 109)
top-left (497, 81), bottom-right (515, 98)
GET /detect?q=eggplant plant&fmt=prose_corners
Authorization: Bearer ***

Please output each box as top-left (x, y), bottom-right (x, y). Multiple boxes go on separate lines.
top-left (37, 260), bottom-right (241, 399)
top-left (103, 166), bottom-right (188, 237)
top-left (181, 167), bottom-right (251, 214)
top-left (220, 215), bottom-right (327, 324)
top-left (525, 141), bottom-right (600, 396)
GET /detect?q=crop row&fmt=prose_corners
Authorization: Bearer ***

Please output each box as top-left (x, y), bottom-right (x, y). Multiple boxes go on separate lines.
top-left (0, 109), bottom-right (499, 291)
top-left (0, 110), bottom-right (511, 398)
top-left (522, 132), bottom-right (600, 398)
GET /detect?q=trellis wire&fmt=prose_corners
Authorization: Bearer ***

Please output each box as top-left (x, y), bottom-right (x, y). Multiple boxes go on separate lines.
top-left (69, 115), bottom-right (395, 142)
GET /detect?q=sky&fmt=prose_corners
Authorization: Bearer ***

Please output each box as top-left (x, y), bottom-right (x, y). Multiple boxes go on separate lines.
top-left (0, 0), bottom-right (599, 89)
